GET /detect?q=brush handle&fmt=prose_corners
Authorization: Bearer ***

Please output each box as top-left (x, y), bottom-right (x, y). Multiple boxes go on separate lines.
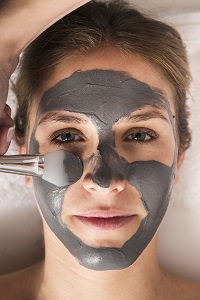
top-left (0, 154), bottom-right (44, 176)
top-left (0, 150), bottom-right (83, 186)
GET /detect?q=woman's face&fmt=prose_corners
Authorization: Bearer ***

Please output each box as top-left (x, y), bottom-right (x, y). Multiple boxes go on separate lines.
top-left (27, 48), bottom-right (177, 270)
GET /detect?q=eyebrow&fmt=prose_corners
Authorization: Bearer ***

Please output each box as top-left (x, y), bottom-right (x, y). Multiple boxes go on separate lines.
top-left (38, 111), bottom-right (87, 126)
top-left (125, 110), bottom-right (169, 123)
top-left (37, 108), bottom-right (170, 127)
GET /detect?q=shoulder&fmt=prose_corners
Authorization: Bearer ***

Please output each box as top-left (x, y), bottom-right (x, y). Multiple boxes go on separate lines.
top-left (162, 270), bottom-right (200, 300)
top-left (176, 277), bottom-right (200, 300)
top-left (0, 262), bottom-right (43, 300)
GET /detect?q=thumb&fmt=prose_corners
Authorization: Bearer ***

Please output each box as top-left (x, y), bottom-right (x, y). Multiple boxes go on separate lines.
top-left (0, 104), bottom-right (15, 155)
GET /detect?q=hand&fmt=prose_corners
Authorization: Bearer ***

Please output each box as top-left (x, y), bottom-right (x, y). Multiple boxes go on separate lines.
top-left (0, 0), bottom-right (89, 154)
top-left (0, 105), bottom-right (15, 155)
top-left (0, 55), bottom-right (18, 154)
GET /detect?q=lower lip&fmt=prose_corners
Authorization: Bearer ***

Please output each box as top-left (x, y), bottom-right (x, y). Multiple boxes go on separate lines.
top-left (75, 215), bottom-right (134, 230)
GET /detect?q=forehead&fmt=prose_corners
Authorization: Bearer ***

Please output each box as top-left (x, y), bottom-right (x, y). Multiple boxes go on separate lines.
top-left (37, 69), bottom-right (172, 127)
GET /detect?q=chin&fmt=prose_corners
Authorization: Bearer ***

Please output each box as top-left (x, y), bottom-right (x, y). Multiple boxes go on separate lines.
top-left (82, 236), bottom-right (127, 248)
top-left (72, 226), bottom-right (138, 249)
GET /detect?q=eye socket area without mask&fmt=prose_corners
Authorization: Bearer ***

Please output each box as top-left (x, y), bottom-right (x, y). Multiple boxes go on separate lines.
top-left (30, 109), bottom-right (176, 196)
top-left (113, 106), bottom-right (176, 167)
top-left (34, 105), bottom-right (175, 169)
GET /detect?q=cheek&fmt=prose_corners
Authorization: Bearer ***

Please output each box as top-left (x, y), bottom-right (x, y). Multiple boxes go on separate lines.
top-left (128, 160), bottom-right (174, 219)
top-left (33, 177), bottom-right (67, 217)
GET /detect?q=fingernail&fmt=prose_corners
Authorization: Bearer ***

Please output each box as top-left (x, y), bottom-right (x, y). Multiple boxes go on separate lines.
top-left (6, 126), bottom-right (15, 143)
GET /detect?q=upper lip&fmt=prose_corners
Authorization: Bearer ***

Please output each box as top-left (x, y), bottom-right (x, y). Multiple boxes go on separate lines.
top-left (75, 210), bottom-right (134, 218)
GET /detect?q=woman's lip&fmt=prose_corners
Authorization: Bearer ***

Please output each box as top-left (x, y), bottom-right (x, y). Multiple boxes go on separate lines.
top-left (75, 215), bottom-right (135, 230)
top-left (76, 210), bottom-right (134, 218)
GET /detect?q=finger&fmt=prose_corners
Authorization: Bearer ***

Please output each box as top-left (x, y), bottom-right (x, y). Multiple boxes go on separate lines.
top-left (0, 125), bottom-right (15, 155)
top-left (0, 106), bottom-right (15, 154)
top-left (4, 104), bottom-right (12, 117)
top-left (0, 108), bottom-right (14, 127)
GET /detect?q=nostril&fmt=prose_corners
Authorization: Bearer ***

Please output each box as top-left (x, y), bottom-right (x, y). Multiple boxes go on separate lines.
top-left (83, 172), bottom-right (126, 193)
top-left (112, 179), bottom-right (126, 193)
top-left (82, 173), bottom-right (100, 192)
top-left (88, 186), bottom-right (97, 192)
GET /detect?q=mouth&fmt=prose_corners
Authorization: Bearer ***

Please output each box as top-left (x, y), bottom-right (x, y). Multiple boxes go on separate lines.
top-left (74, 211), bottom-right (135, 230)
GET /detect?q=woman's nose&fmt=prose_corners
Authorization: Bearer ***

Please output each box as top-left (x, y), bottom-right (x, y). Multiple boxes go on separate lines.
top-left (82, 144), bottom-right (129, 194)
top-left (82, 174), bottom-right (126, 194)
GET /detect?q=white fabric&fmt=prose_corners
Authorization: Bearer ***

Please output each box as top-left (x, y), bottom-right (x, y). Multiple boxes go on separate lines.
top-left (157, 10), bottom-right (200, 281)
top-left (0, 9), bottom-right (200, 279)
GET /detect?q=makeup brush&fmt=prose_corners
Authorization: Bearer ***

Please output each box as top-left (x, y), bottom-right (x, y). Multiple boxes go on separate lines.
top-left (0, 150), bottom-right (83, 186)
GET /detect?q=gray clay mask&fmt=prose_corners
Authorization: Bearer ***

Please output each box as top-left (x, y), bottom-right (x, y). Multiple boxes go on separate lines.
top-left (30, 70), bottom-right (176, 271)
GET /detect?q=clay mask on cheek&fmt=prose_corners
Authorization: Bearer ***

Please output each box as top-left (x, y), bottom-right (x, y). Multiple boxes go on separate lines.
top-left (30, 70), bottom-right (176, 271)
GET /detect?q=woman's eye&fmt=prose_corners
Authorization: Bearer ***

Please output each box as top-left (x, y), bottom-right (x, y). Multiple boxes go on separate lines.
top-left (127, 132), bottom-right (150, 141)
top-left (125, 130), bottom-right (157, 142)
top-left (54, 132), bottom-right (81, 143)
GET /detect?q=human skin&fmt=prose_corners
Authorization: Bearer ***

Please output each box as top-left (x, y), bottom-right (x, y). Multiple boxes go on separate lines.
top-left (0, 0), bottom-right (89, 154)
top-left (29, 68), bottom-right (176, 271)
top-left (0, 47), bottom-right (199, 300)
top-left (23, 50), bottom-right (181, 286)
top-left (29, 48), bottom-right (177, 270)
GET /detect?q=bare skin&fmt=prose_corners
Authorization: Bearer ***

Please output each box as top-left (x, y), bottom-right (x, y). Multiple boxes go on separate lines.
top-left (1, 48), bottom-right (200, 299)
top-left (1, 232), bottom-right (200, 300)
top-left (0, 0), bottom-right (89, 154)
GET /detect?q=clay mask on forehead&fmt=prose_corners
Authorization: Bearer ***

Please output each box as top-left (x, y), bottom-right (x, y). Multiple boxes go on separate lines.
top-left (30, 70), bottom-right (176, 271)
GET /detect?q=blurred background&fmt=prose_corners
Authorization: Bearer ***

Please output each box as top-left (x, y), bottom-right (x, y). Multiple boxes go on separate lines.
top-left (130, 0), bottom-right (200, 12)
top-left (0, 0), bottom-right (200, 280)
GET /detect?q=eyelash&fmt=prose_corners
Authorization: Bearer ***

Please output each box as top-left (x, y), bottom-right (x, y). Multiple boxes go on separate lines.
top-left (124, 128), bottom-right (158, 144)
top-left (50, 129), bottom-right (84, 146)
top-left (49, 127), bottom-right (158, 146)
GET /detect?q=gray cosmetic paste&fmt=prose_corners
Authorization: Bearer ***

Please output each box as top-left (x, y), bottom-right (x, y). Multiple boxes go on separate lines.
top-left (30, 70), bottom-right (176, 271)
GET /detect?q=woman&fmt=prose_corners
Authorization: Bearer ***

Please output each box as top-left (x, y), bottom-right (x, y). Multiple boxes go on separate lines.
top-left (1, 1), bottom-right (200, 299)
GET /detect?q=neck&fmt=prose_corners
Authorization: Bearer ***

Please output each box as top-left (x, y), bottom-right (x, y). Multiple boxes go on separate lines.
top-left (38, 223), bottom-right (163, 300)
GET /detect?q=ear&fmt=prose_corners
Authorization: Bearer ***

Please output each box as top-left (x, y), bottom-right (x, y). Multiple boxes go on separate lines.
top-left (18, 145), bottom-right (33, 189)
top-left (174, 151), bottom-right (185, 184)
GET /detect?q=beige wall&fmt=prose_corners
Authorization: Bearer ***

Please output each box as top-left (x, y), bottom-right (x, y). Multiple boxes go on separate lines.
top-left (130, 0), bottom-right (200, 12)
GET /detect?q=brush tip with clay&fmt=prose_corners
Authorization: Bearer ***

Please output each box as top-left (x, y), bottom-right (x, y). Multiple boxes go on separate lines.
top-left (0, 150), bottom-right (83, 186)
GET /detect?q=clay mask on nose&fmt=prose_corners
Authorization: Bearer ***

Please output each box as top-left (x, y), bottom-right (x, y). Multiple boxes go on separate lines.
top-left (30, 70), bottom-right (176, 271)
